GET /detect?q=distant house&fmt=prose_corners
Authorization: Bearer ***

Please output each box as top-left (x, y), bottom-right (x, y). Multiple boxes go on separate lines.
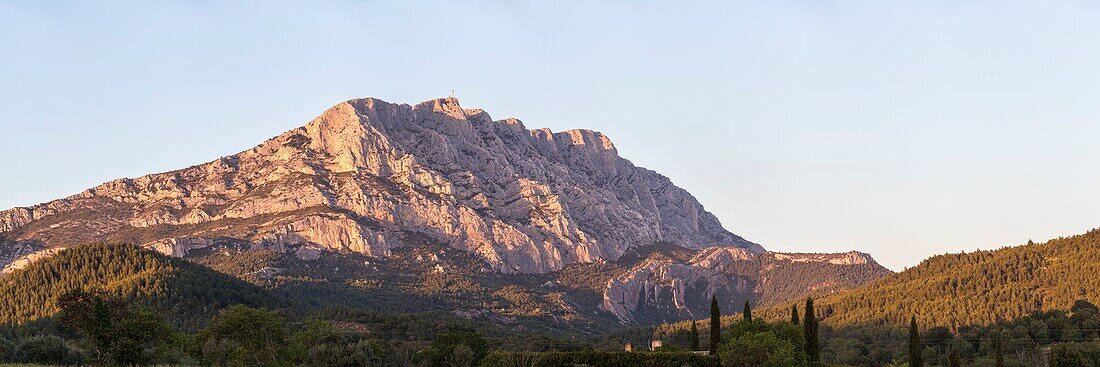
top-left (650, 339), bottom-right (662, 351)
top-left (624, 343), bottom-right (633, 352)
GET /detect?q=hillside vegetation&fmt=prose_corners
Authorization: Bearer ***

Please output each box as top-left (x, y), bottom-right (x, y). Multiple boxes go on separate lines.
top-left (0, 243), bottom-right (283, 329)
top-left (785, 229), bottom-right (1100, 329)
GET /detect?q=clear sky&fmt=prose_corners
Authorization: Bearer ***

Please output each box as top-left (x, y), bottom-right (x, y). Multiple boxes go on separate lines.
top-left (2, 1), bottom-right (1099, 270)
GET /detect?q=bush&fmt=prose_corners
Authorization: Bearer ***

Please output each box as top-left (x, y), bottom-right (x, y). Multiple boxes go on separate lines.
top-left (480, 351), bottom-right (719, 367)
top-left (193, 305), bottom-right (287, 367)
top-left (57, 290), bottom-right (171, 366)
top-left (303, 339), bottom-right (385, 366)
top-left (1050, 342), bottom-right (1100, 367)
top-left (14, 335), bottom-right (84, 365)
top-left (718, 331), bottom-right (797, 367)
top-left (421, 333), bottom-right (489, 367)
top-left (0, 337), bottom-right (14, 362)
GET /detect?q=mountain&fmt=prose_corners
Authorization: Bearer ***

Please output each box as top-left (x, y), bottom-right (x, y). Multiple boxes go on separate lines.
top-left (0, 243), bottom-right (283, 329)
top-left (761, 229), bottom-right (1100, 329)
top-left (0, 96), bottom-right (885, 329)
top-left (601, 245), bottom-right (888, 324)
top-left (0, 97), bottom-right (759, 275)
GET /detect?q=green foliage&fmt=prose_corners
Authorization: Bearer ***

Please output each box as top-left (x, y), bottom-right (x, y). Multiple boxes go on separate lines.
top-left (420, 333), bottom-right (489, 367)
top-left (805, 298), bottom-right (821, 367)
top-left (724, 319), bottom-right (805, 365)
top-left (193, 305), bottom-right (287, 367)
top-left (689, 320), bottom-right (700, 351)
top-left (791, 305), bottom-right (799, 326)
top-left (0, 337), bottom-right (14, 362)
top-left (309, 339), bottom-right (385, 367)
top-left (1050, 343), bottom-right (1100, 367)
top-left (0, 243), bottom-right (283, 330)
top-left (816, 300), bottom-right (1100, 367)
top-left (286, 320), bottom-right (385, 367)
top-left (480, 351), bottom-right (720, 367)
top-left (780, 230), bottom-right (1100, 329)
top-left (13, 335), bottom-right (83, 366)
top-left (743, 301), bottom-right (753, 322)
top-left (908, 316), bottom-right (922, 367)
top-left (56, 290), bottom-right (171, 365)
top-left (709, 296), bottom-right (720, 355)
top-left (718, 331), bottom-right (797, 367)
top-left (995, 334), bottom-right (1004, 367)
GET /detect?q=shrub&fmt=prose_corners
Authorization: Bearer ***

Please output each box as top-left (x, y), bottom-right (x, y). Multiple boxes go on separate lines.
top-left (421, 333), bottom-right (489, 367)
top-left (1050, 342), bottom-right (1100, 367)
top-left (14, 335), bottom-right (84, 365)
top-left (718, 331), bottom-right (796, 367)
top-left (0, 337), bottom-right (14, 362)
top-left (193, 305), bottom-right (287, 367)
top-left (480, 351), bottom-right (719, 367)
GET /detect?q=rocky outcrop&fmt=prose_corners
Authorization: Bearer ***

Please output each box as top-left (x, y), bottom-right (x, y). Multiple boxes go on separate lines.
top-left (1, 247), bottom-right (64, 274)
top-left (0, 97), bottom-right (760, 274)
top-left (601, 248), bottom-right (889, 323)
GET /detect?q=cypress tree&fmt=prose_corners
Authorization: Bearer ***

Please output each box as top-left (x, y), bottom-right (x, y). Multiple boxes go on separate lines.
top-left (709, 296), bottom-right (721, 355)
top-left (909, 316), bottom-right (923, 367)
top-left (995, 333), bottom-right (1004, 367)
top-left (743, 300), bottom-right (752, 322)
top-left (690, 320), bottom-right (700, 351)
top-left (791, 304), bottom-right (800, 325)
top-left (948, 345), bottom-right (960, 367)
top-left (804, 298), bottom-right (820, 367)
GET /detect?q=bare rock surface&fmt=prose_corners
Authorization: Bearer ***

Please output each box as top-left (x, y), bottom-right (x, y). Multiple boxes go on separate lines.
top-left (0, 97), bottom-right (760, 274)
top-left (600, 248), bottom-right (889, 323)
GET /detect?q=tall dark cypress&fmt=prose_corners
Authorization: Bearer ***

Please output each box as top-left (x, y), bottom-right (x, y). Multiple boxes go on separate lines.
top-left (743, 300), bottom-right (752, 322)
top-left (791, 304), bottom-right (800, 325)
top-left (804, 298), bottom-right (820, 367)
top-left (690, 319), bottom-right (700, 351)
top-left (995, 333), bottom-right (1004, 367)
top-left (909, 316), bottom-right (923, 367)
top-left (948, 346), bottom-right (960, 367)
top-left (709, 296), bottom-right (721, 355)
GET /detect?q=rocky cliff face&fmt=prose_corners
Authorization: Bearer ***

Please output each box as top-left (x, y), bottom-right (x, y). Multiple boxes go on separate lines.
top-left (0, 97), bottom-right (761, 274)
top-left (600, 248), bottom-right (890, 324)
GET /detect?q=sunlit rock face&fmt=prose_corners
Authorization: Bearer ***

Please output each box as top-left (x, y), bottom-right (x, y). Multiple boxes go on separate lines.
top-left (601, 249), bottom-right (888, 324)
top-left (0, 97), bottom-right (761, 274)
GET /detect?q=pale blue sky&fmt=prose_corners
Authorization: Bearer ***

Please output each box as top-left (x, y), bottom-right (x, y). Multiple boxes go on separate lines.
top-left (3, 1), bottom-right (1099, 270)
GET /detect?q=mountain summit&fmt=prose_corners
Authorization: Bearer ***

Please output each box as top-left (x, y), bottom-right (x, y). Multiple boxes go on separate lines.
top-left (1, 97), bottom-right (761, 274)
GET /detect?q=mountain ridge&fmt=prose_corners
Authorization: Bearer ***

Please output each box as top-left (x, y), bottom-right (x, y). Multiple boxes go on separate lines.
top-left (0, 96), bottom-right (887, 328)
top-left (0, 96), bottom-right (760, 274)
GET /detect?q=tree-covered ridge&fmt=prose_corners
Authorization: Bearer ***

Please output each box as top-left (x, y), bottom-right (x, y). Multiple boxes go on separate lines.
top-left (760, 229), bottom-right (1100, 329)
top-left (0, 243), bottom-right (283, 329)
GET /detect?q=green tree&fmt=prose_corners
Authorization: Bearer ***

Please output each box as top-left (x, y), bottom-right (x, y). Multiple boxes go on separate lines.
top-left (908, 316), bottom-right (923, 367)
top-left (995, 333), bottom-right (1005, 367)
top-left (791, 305), bottom-right (799, 326)
top-left (288, 320), bottom-right (384, 367)
top-left (0, 337), bottom-right (13, 362)
top-left (422, 333), bottom-right (488, 367)
top-left (14, 335), bottom-right (83, 366)
top-left (710, 296), bottom-right (721, 355)
top-left (57, 290), bottom-right (170, 366)
top-left (690, 320), bottom-right (700, 351)
top-left (948, 345), bottom-right (960, 367)
top-left (718, 332), bottom-right (796, 367)
top-left (195, 305), bottom-right (286, 367)
top-left (804, 298), bottom-right (820, 367)
top-left (743, 301), bottom-right (753, 323)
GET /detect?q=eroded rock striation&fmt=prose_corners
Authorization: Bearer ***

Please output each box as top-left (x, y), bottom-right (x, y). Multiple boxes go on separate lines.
top-left (601, 249), bottom-right (889, 324)
top-left (0, 97), bottom-right (761, 274)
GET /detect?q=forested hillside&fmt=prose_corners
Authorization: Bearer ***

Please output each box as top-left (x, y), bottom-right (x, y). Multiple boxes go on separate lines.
top-left (766, 229), bottom-right (1100, 328)
top-left (0, 243), bottom-right (284, 329)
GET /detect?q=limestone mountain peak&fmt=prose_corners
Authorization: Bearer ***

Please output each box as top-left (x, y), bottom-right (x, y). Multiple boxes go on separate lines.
top-left (0, 96), bottom-right (761, 274)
